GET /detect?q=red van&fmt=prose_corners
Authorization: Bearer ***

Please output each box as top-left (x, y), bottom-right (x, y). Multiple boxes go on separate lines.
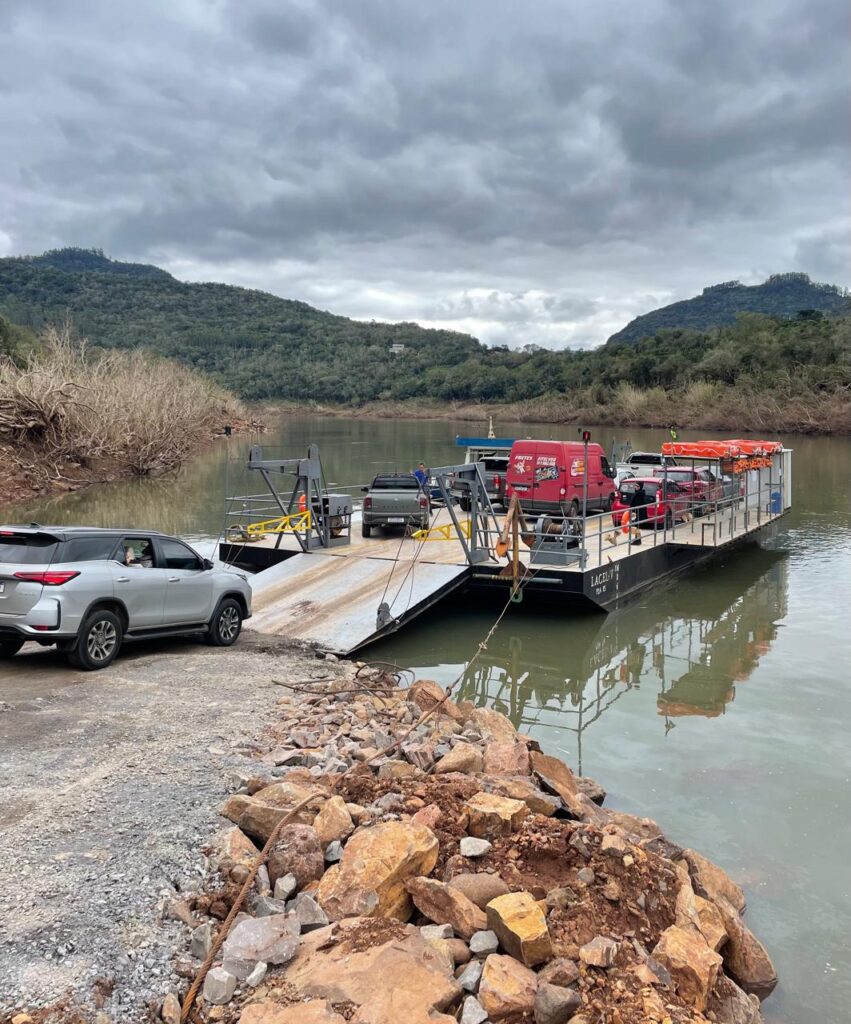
top-left (505, 440), bottom-right (617, 516)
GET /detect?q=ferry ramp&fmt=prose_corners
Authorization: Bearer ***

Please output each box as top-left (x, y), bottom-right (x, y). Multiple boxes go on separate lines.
top-left (246, 551), bottom-right (470, 654)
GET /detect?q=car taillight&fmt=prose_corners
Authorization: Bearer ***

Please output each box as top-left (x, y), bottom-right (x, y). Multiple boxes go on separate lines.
top-left (419, 496), bottom-right (429, 508)
top-left (493, 474), bottom-right (501, 490)
top-left (363, 496), bottom-right (372, 510)
top-left (14, 570), bottom-right (80, 586)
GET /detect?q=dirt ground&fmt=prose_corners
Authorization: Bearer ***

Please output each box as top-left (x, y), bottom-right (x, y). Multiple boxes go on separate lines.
top-left (0, 634), bottom-right (331, 1022)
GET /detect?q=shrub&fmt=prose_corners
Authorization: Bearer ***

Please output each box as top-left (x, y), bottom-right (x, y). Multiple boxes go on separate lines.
top-left (0, 325), bottom-right (242, 476)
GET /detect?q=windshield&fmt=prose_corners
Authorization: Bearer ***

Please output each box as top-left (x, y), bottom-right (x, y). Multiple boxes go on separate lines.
top-left (0, 533), bottom-right (60, 564)
top-left (371, 476), bottom-right (419, 489)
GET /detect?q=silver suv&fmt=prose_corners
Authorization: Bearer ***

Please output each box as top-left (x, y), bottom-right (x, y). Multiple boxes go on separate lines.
top-left (0, 526), bottom-right (252, 671)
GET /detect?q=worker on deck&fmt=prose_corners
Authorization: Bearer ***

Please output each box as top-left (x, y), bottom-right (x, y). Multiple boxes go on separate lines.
top-left (413, 462), bottom-right (429, 489)
top-left (629, 480), bottom-right (649, 544)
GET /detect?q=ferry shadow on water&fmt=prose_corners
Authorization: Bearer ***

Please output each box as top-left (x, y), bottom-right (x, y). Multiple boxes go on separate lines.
top-left (374, 547), bottom-right (788, 775)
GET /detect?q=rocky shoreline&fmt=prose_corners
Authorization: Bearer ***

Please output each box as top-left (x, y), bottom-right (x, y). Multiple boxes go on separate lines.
top-left (152, 662), bottom-right (777, 1024)
top-left (8, 658), bottom-right (777, 1024)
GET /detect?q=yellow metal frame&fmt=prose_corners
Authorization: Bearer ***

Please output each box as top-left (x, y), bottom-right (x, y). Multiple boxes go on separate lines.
top-left (411, 518), bottom-right (471, 542)
top-left (246, 510), bottom-right (312, 537)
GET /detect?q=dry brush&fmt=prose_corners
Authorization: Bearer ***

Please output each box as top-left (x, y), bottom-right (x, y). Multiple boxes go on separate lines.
top-left (0, 325), bottom-right (242, 481)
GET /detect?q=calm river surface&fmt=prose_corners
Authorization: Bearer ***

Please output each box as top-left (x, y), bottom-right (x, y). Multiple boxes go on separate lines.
top-left (10, 416), bottom-right (851, 1023)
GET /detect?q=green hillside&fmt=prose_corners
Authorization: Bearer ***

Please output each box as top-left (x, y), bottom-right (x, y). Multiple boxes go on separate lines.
top-left (608, 273), bottom-right (851, 345)
top-left (0, 251), bottom-right (482, 403)
top-left (0, 251), bottom-right (849, 425)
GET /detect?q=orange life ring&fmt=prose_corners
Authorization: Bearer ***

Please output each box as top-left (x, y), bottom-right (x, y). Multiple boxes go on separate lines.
top-left (621, 510), bottom-right (631, 533)
top-left (298, 494), bottom-right (307, 512)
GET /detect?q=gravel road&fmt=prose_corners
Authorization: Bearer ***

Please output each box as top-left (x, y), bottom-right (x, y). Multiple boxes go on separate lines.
top-left (0, 635), bottom-right (330, 1021)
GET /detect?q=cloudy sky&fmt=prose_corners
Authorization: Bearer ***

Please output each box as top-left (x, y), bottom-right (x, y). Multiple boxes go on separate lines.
top-left (1, 0), bottom-right (848, 348)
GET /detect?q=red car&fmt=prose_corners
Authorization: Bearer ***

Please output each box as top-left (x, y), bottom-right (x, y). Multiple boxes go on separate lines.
top-left (651, 466), bottom-right (723, 512)
top-left (616, 478), bottom-right (689, 529)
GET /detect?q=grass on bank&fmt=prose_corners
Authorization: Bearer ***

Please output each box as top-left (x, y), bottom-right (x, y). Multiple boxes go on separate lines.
top-left (0, 325), bottom-right (242, 480)
top-left (277, 376), bottom-right (851, 435)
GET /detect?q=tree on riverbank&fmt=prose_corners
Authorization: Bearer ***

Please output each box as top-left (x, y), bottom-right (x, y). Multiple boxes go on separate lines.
top-left (0, 325), bottom-right (242, 485)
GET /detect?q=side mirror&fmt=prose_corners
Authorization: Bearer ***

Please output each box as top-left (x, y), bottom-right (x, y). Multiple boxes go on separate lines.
top-left (202, 558), bottom-right (215, 571)
top-left (361, 486), bottom-right (369, 493)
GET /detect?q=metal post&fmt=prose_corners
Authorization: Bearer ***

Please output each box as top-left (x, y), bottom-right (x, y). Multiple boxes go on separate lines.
top-left (582, 438), bottom-right (589, 565)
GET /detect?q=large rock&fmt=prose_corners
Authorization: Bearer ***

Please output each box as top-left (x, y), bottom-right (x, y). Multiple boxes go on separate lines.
top-left (211, 826), bottom-right (259, 869)
top-left (675, 876), bottom-right (727, 952)
top-left (448, 872), bottom-right (510, 910)
top-left (478, 953), bottom-right (538, 1020)
top-left (480, 775), bottom-right (560, 816)
top-left (652, 925), bottom-right (722, 1012)
top-left (715, 897), bottom-right (777, 999)
top-left (407, 678), bottom-right (449, 713)
top-left (283, 917), bottom-right (459, 1024)
top-left (406, 876), bottom-right (488, 939)
top-left (482, 740), bottom-right (530, 776)
top-left (683, 848), bottom-right (746, 914)
top-left (221, 913), bottom-right (300, 979)
top-left (465, 792), bottom-right (528, 839)
top-left (267, 824), bottom-right (325, 889)
top-left (707, 973), bottom-right (763, 1024)
top-left (486, 891), bottom-right (552, 967)
top-left (433, 742), bottom-right (484, 775)
top-left (468, 707), bottom-right (517, 743)
top-left (538, 958), bottom-right (580, 988)
top-left (579, 936), bottom-right (618, 968)
top-left (203, 966), bottom-right (236, 1005)
top-left (239, 1001), bottom-right (346, 1023)
top-left (529, 751), bottom-right (602, 821)
top-left (222, 781), bottom-right (325, 842)
top-left (315, 821), bottom-right (439, 921)
top-left (312, 796), bottom-right (354, 847)
top-left (534, 981), bottom-right (582, 1024)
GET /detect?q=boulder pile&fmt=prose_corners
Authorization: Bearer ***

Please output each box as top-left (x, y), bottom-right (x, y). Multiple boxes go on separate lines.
top-left (169, 669), bottom-right (775, 1024)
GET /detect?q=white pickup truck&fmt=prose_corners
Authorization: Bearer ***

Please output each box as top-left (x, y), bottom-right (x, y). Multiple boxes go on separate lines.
top-left (361, 474), bottom-right (430, 538)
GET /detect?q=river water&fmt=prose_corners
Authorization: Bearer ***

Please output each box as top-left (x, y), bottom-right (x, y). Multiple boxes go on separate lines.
top-left (8, 416), bottom-right (851, 1023)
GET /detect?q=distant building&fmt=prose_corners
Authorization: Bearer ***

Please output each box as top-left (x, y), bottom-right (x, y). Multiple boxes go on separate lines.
top-left (389, 343), bottom-right (407, 354)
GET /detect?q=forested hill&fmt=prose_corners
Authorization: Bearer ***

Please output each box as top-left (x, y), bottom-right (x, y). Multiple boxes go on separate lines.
top-left (0, 250), bottom-right (483, 402)
top-left (608, 274), bottom-right (851, 345)
top-left (1, 250), bottom-right (849, 414)
top-left (23, 247), bottom-right (173, 280)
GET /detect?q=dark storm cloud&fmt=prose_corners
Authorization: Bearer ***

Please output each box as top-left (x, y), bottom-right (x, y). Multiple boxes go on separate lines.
top-left (0, 0), bottom-right (847, 347)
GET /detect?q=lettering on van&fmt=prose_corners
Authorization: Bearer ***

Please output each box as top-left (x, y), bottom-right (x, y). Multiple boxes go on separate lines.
top-left (571, 459), bottom-right (585, 477)
top-left (513, 455), bottom-right (532, 473)
top-left (588, 563), bottom-right (620, 600)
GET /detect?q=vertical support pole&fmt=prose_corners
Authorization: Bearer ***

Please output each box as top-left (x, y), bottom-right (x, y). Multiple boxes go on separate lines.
top-left (582, 438), bottom-right (589, 566)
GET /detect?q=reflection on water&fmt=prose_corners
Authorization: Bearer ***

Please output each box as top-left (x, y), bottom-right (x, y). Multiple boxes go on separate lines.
top-left (378, 550), bottom-right (788, 775)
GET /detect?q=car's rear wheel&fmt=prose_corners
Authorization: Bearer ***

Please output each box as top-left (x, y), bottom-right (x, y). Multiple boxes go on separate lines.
top-left (361, 523), bottom-right (372, 538)
top-left (68, 610), bottom-right (122, 671)
top-left (459, 495), bottom-right (471, 512)
top-left (207, 598), bottom-right (243, 647)
top-left (0, 638), bottom-right (25, 659)
top-left (567, 499), bottom-right (580, 519)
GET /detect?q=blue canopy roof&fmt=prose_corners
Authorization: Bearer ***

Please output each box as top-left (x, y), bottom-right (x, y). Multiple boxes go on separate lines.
top-left (455, 436), bottom-right (515, 448)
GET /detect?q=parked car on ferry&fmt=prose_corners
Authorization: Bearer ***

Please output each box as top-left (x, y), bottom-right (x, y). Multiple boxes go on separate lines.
top-left (361, 474), bottom-right (430, 537)
top-left (0, 526), bottom-right (251, 671)
top-left (624, 451), bottom-right (679, 470)
top-left (614, 463), bottom-right (636, 488)
top-left (449, 437), bottom-right (512, 510)
top-left (617, 477), bottom-right (690, 529)
top-left (650, 466), bottom-right (723, 512)
top-left (505, 439), bottom-right (617, 517)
